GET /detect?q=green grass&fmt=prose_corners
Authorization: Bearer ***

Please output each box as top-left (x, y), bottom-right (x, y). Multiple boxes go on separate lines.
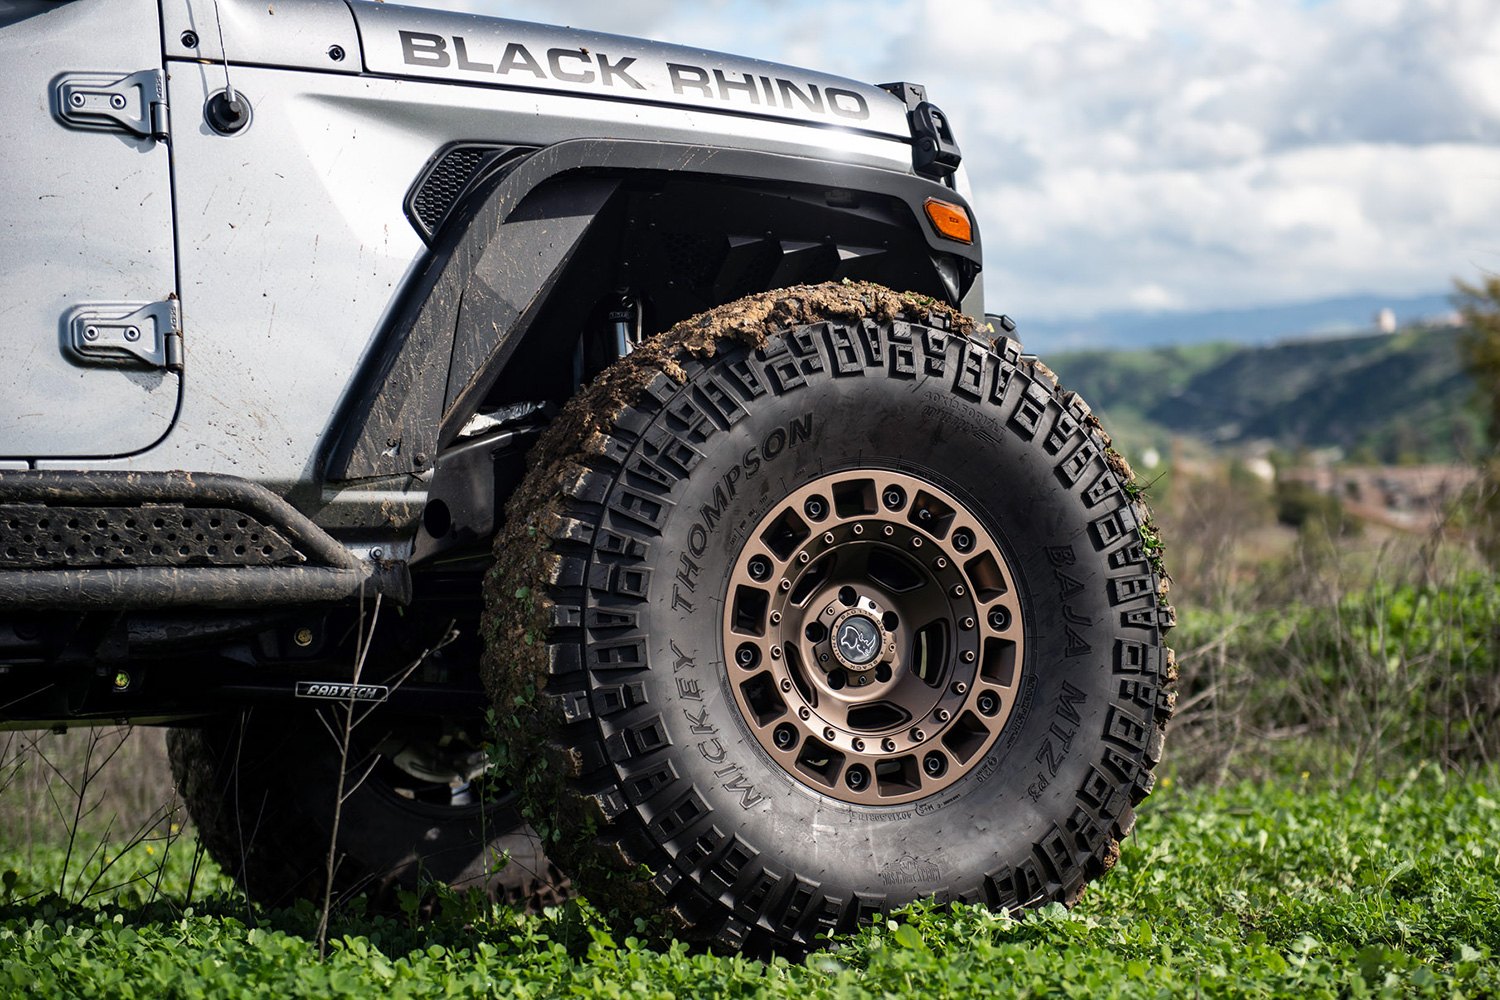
top-left (1, 768), bottom-right (1496, 998)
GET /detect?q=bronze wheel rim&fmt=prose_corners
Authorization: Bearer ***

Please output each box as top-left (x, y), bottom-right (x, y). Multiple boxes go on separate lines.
top-left (723, 470), bottom-right (1024, 805)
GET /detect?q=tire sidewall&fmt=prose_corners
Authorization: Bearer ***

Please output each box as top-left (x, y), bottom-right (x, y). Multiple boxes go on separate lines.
top-left (588, 326), bottom-right (1167, 913)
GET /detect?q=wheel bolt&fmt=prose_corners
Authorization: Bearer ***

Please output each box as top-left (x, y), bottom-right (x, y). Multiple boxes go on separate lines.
top-left (961, 617), bottom-right (975, 630)
top-left (883, 524), bottom-right (894, 536)
top-left (988, 607), bottom-right (1011, 630)
top-left (846, 765), bottom-right (869, 790)
top-left (952, 584), bottom-right (966, 597)
top-left (735, 644), bottom-right (759, 668)
top-left (910, 728), bottom-right (926, 741)
top-left (798, 552), bottom-right (810, 563)
top-left (780, 678), bottom-right (793, 692)
top-left (779, 579), bottom-right (791, 591)
top-left (804, 496), bottom-right (827, 520)
top-left (771, 647), bottom-right (782, 660)
top-left (798, 707), bottom-right (811, 720)
top-left (978, 692), bottom-right (999, 716)
top-left (952, 681), bottom-right (968, 695)
top-left (771, 613), bottom-right (783, 627)
top-left (935, 556), bottom-right (948, 569)
top-left (852, 524), bottom-right (864, 535)
top-left (774, 725), bottom-right (797, 749)
top-left (824, 727), bottom-right (836, 741)
top-left (953, 529), bottom-right (975, 552)
top-left (883, 487), bottom-right (905, 510)
top-left (911, 537), bottom-right (923, 548)
top-left (852, 738), bottom-right (865, 751)
top-left (924, 752), bottom-right (947, 777)
top-left (963, 650), bottom-right (976, 663)
top-left (881, 738), bottom-right (897, 752)
top-left (748, 556), bottom-right (771, 581)
top-left (824, 532), bottom-right (835, 544)
top-left (936, 709), bottom-right (951, 722)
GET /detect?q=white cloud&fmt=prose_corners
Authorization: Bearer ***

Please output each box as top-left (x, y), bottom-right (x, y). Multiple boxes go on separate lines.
top-left (428, 0), bottom-right (1500, 322)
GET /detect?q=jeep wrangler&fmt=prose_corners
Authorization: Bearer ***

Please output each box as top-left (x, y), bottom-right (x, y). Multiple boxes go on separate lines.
top-left (0, 0), bottom-right (1173, 956)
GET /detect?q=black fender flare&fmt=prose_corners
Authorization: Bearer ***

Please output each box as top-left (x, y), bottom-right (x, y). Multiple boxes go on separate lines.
top-left (325, 138), bottom-right (984, 482)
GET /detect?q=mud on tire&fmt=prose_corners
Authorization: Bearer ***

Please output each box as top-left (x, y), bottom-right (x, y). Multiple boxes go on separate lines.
top-left (167, 711), bottom-right (567, 912)
top-left (483, 282), bottom-right (1174, 956)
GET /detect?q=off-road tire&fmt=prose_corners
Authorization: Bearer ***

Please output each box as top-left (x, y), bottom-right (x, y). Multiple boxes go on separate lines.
top-left (167, 711), bottom-right (567, 911)
top-left (483, 282), bottom-right (1174, 956)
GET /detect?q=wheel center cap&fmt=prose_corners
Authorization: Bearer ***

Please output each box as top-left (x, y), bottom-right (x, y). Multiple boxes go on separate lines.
top-left (835, 614), bottom-right (881, 666)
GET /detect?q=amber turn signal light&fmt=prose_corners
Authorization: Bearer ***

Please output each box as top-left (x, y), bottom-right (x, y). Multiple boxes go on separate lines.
top-left (923, 197), bottom-right (973, 244)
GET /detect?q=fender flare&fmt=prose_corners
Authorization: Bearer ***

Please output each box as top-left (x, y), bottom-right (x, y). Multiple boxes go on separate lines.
top-left (325, 138), bottom-right (984, 482)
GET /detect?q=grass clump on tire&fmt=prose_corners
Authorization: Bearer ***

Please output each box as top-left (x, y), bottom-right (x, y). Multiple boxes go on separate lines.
top-left (483, 281), bottom-right (1175, 956)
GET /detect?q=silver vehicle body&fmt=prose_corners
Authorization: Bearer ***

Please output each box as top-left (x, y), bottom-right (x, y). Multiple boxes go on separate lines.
top-left (0, 0), bottom-right (963, 517)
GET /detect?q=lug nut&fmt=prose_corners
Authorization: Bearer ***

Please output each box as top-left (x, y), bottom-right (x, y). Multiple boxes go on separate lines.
top-left (804, 496), bottom-right (827, 520)
top-left (924, 752), bottom-right (947, 777)
top-left (953, 529), bottom-right (975, 552)
top-left (735, 643), bottom-right (759, 668)
top-left (774, 725), bottom-right (797, 749)
top-left (748, 556), bottom-right (771, 581)
top-left (883, 487), bottom-right (906, 510)
top-left (978, 692), bottom-right (999, 716)
top-left (988, 607), bottom-right (1011, 630)
top-left (846, 765), bottom-right (869, 790)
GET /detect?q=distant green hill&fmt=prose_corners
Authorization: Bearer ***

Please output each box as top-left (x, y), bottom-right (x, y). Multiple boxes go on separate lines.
top-left (1050, 327), bottom-right (1484, 463)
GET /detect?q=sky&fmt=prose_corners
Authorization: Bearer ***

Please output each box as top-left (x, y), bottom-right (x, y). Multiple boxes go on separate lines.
top-left (424, 0), bottom-right (1500, 330)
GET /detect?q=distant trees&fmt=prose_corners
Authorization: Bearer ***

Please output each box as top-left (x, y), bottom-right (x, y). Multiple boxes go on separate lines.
top-left (1453, 276), bottom-right (1500, 564)
top-left (1455, 275), bottom-right (1500, 449)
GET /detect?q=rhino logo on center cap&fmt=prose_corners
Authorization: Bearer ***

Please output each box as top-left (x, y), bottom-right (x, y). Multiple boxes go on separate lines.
top-left (837, 616), bottom-right (880, 665)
